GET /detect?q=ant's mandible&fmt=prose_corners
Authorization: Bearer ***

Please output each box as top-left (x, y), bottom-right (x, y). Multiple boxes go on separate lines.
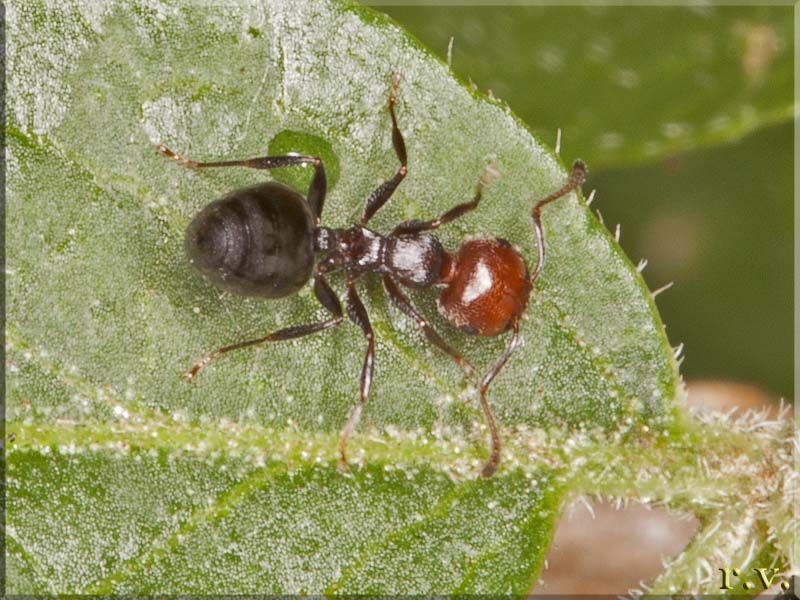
top-left (159, 74), bottom-right (586, 478)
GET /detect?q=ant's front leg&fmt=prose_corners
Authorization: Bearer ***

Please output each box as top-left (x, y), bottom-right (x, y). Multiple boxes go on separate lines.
top-left (382, 275), bottom-right (474, 377)
top-left (391, 163), bottom-right (499, 236)
top-left (476, 319), bottom-right (521, 478)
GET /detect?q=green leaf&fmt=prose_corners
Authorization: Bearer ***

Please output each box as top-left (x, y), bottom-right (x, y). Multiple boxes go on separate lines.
top-left (6, 0), bottom-right (680, 593)
top-left (378, 4), bottom-right (795, 168)
top-left (589, 121), bottom-right (794, 398)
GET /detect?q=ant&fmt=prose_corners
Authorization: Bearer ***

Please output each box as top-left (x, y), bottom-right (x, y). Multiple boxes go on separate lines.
top-left (158, 74), bottom-right (586, 478)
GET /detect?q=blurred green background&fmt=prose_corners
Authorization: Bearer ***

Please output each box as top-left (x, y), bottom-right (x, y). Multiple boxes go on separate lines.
top-left (373, 4), bottom-right (794, 401)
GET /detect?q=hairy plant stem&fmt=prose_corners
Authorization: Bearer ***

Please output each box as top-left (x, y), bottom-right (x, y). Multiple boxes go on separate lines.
top-left (9, 398), bottom-right (794, 596)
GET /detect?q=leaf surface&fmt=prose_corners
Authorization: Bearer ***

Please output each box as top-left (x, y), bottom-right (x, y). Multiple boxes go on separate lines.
top-left (6, 0), bottom-right (678, 593)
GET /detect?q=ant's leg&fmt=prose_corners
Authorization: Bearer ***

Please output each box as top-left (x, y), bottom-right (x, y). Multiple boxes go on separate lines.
top-left (382, 275), bottom-right (474, 377)
top-left (158, 145), bottom-right (327, 221)
top-left (338, 278), bottom-right (375, 469)
top-left (183, 274), bottom-right (342, 381)
top-left (391, 163), bottom-right (498, 236)
top-left (477, 319), bottom-right (521, 478)
top-left (361, 73), bottom-right (408, 225)
top-left (530, 159), bottom-right (587, 282)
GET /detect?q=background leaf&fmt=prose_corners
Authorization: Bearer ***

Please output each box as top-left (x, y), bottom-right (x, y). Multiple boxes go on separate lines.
top-left (8, 0), bottom-right (681, 594)
top-left (379, 4), bottom-right (794, 168)
top-left (589, 123), bottom-right (793, 399)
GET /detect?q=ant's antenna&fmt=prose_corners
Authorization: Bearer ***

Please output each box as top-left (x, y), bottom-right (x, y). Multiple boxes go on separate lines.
top-left (530, 160), bottom-right (587, 282)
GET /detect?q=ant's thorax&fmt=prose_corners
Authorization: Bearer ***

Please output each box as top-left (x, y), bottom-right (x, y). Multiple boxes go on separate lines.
top-left (313, 225), bottom-right (451, 288)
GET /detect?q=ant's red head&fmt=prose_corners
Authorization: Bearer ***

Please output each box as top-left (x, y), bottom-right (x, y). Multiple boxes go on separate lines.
top-left (438, 238), bottom-right (531, 337)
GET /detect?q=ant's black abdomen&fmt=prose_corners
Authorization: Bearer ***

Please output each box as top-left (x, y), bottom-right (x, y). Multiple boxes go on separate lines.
top-left (185, 182), bottom-right (315, 298)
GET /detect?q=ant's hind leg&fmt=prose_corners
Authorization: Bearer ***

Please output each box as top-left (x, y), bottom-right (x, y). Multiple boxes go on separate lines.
top-left (391, 162), bottom-right (499, 236)
top-left (182, 274), bottom-right (343, 381)
top-left (338, 278), bottom-right (376, 470)
top-left (361, 73), bottom-right (408, 225)
top-left (477, 319), bottom-right (521, 478)
top-left (383, 275), bottom-right (474, 377)
top-left (157, 145), bottom-right (328, 220)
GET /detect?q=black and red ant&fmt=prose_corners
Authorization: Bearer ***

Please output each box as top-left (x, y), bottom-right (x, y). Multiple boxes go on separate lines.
top-left (159, 75), bottom-right (586, 477)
